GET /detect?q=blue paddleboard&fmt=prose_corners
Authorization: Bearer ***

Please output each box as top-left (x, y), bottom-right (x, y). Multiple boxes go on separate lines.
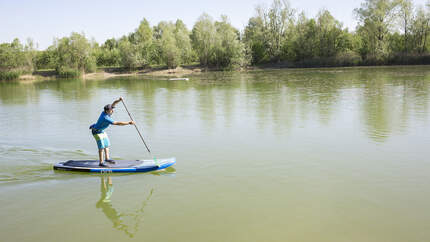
top-left (53, 157), bottom-right (176, 173)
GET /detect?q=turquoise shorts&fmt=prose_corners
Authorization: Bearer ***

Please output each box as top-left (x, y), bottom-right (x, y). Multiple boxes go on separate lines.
top-left (93, 132), bottom-right (110, 149)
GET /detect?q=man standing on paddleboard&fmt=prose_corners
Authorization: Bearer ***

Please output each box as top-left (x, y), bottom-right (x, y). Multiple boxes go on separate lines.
top-left (90, 97), bottom-right (135, 167)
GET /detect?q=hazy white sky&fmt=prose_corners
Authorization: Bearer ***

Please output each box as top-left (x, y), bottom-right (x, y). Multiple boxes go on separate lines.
top-left (0, 0), bottom-right (428, 49)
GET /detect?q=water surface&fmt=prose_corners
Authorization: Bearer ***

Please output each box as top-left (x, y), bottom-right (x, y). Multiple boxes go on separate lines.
top-left (1, 66), bottom-right (430, 242)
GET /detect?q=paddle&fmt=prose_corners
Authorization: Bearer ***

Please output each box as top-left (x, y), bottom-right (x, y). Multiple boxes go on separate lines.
top-left (120, 98), bottom-right (158, 166)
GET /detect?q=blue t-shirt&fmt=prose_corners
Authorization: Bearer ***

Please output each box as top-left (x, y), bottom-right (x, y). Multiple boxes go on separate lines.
top-left (90, 111), bottom-right (115, 134)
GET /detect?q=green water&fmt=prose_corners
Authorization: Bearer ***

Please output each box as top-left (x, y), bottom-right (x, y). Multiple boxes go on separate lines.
top-left (1, 66), bottom-right (430, 242)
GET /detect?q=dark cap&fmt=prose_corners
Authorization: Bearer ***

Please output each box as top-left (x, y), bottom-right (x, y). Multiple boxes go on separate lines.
top-left (104, 104), bottom-right (115, 112)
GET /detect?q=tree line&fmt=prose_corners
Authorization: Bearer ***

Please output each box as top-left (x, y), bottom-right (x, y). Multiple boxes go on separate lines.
top-left (1, 0), bottom-right (430, 80)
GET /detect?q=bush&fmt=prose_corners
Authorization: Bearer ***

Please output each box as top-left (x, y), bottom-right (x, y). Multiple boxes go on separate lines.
top-left (0, 70), bottom-right (20, 80)
top-left (292, 51), bottom-right (362, 68)
top-left (387, 53), bottom-right (430, 65)
top-left (57, 67), bottom-right (81, 78)
top-left (294, 57), bottom-right (335, 68)
top-left (335, 51), bottom-right (362, 66)
top-left (85, 56), bottom-right (97, 73)
top-left (362, 54), bottom-right (387, 66)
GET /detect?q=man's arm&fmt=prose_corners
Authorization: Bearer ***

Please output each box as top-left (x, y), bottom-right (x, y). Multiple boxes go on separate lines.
top-left (111, 97), bottom-right (123, 108)
top-left (113, 121), bottom-right (135, 126)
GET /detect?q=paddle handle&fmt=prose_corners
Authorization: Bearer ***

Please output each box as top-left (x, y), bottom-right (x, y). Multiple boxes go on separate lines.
top-left (121, 99), bottom-right (151, 154)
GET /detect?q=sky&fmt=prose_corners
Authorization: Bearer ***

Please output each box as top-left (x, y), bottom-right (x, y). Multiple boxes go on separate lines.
top-left (0, 0), bottom-right (428, 49)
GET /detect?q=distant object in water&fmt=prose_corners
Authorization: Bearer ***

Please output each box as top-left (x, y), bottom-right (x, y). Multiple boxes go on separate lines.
top-left (169, 78), bottom-right (189, 81)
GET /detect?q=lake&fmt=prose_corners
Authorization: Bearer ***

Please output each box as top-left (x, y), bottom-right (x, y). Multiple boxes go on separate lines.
top-left (1, 66), bottom-right (429, 242)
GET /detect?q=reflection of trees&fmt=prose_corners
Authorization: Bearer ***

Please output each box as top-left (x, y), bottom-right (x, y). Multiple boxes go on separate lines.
top-left (360, 67), bottom-right (430, 142)
top-left (245, 74), bottom-right (290, 131)
top-left (287, 73), bottom-right (343, 126)
top-left (0, 81), bottom-right (40, 104)
top-left (2, 66), bottom-right (430, 143)
top-left (244, 69), bottom-right (344, 132)
top-left (404, 76), bottom-right (430, 123)
top-left (30, 78), bottom-right (94, 101)
top-left (218, 75), bottom-right (241, 127)
top-left (362, 76), bottom-right (392, 142)
top-left (96, 175), bottom-right (153, 238)
top-left (194, 73), bottom-right (224, 132)
top-left (163, 79), bottom-right (197, 124)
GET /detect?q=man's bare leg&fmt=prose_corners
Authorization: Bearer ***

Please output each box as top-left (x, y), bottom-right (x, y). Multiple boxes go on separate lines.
top-left (98, 149), bottom-right (104, 165)
top-left (104, 147), bottom-right (110, 161)
top-left (104, 148), bottom-right (115, 164)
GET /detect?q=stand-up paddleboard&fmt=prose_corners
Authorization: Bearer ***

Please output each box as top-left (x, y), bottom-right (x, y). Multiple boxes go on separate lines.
top-left (54, 157), bottom-right (175, 173)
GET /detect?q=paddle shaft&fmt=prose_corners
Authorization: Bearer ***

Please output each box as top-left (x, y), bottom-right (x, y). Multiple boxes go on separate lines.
top-left (121, 99), bottom-right (151, 154)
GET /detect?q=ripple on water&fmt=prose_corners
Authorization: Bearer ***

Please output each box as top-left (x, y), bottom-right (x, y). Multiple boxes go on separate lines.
top-left (0, 145), bottom-right (94, 185)
top-left (0, 144), bottom-right (177, 185)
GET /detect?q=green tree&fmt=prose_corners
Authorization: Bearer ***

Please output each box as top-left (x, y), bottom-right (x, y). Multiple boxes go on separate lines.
top-left (118, 36), bottom-right (143, 69)
top-left (244, 0), bottom-right (295, 63)
top-left (96, 38), bottom-right (121, 67)
top-left (53, 32), bottom-right (96, 77)
top-left (174, 20), bottom-right (194, 64)
top-left (316, 10), bottom-right (350, 57)
top-left (266, 0), bottom-right (295, 62)
top-left (191, 13), bottom-right (217, 66)
top-left (0, 38), bottom-right (35, 80)
top-left (292, 13), bottom-right (318, 61)
top-left (410, 4), bottom-right (430, 53)
top-left (23, 38), bottom-right (37, 72)
top-left (397, 0), bottom-right (414, 54)
top-left (154, 21), bottom-right (181, 68)
top-left (0, 39), bottom-right (25, 69)
top-left (34, 46), bottom-right (56, 70)
top-left (354, 0), bottom-right (399, 63)
top-left (191, 14), bottom-right (246, 69)
top-left (244, 16), bottom-right (269, 64)
top-left (213, 15), bottom-right (247, 68)
top-left (388, 32), bottom-right (404, 53)
top-left (129, 18), bottom-right (154, 66)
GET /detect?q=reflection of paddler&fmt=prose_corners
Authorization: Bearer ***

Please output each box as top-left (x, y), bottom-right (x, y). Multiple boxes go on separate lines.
top-left (96, 175), bottom-right (154, 238)
top-left (96, 176), bottom-right (122, 229)
top-left (100, 176), bottom-right (114, 202)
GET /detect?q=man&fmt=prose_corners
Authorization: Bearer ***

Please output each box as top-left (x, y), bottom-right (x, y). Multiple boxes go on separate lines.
top-left (90, 97), bottom-right (134, 166)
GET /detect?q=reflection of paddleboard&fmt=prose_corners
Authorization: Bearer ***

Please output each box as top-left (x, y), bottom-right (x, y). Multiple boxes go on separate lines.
top-left (54, 157), bottom-right (175, 173)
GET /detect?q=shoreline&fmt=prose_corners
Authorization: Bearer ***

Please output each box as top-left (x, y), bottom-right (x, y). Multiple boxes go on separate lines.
top-left (13, 66), bottom-right (205, 82)
top-left (83, 66), bottom-right (203, 80)
top-left (8, 64), bottom-right (430, 82)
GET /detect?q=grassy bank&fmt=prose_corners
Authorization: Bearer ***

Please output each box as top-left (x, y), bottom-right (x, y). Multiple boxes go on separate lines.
top-left (2, 61), bottom-right (430, 82)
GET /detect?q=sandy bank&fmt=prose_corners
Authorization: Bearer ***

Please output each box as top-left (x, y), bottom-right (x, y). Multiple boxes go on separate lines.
top-left (84, 67), bottom-right (202, 80)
